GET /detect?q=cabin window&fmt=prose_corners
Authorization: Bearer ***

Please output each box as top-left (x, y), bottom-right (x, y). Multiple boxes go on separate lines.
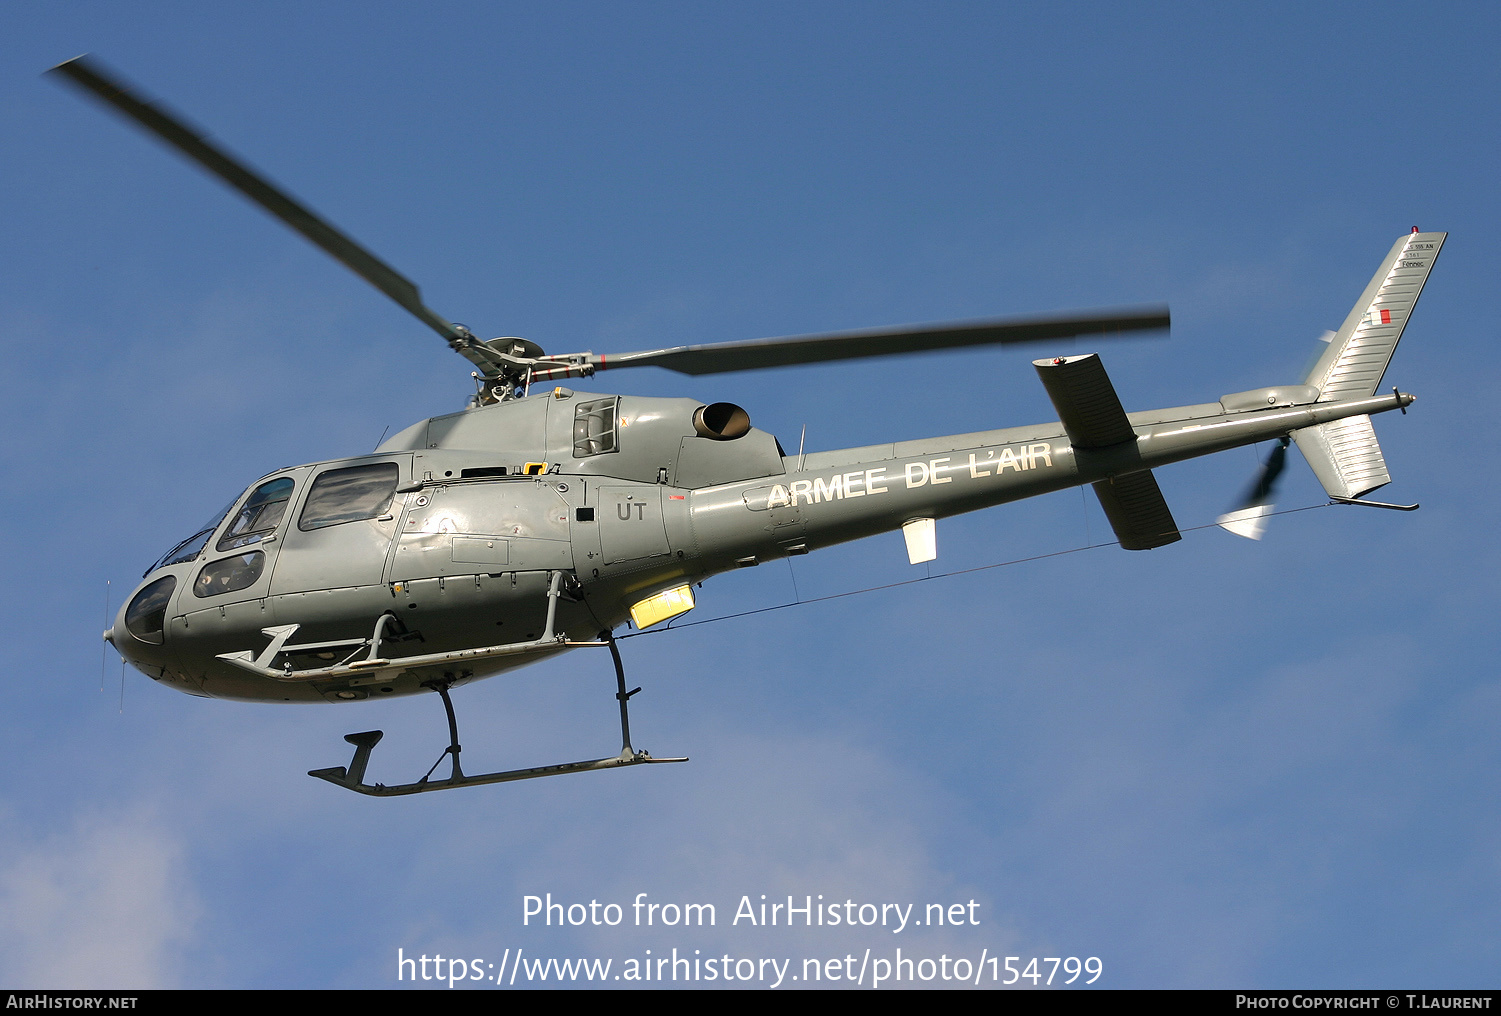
top-left (146, 497), bottom-right (238, 574)
top-left (125, 576), bottom-right (176, 644)
top-left (194, 552), bottom-right (266, 598)
top-left (147, 529), bottom-right (213, 577)
top-left (218, 477), bottom-right (295, 552)
top-left (298, 462), bottom-right (399, 530)
top-left (573, 398), bottom-right (619, 457)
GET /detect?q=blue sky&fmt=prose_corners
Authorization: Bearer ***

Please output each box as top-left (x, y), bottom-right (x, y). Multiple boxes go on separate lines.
top-left (1, 3), bottom-right (1497, 989)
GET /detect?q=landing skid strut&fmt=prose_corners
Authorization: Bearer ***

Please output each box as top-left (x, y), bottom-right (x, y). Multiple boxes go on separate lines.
top-left (308, 632), bottom-right (686, 796)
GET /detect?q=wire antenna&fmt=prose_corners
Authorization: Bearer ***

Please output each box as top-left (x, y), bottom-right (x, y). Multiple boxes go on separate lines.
top-left (101, 579), bottom-right (111, 691)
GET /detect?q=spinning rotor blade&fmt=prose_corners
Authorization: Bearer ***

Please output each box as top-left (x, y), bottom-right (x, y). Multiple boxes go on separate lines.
top-left (588, 308), bottom-right (1170, 376)
top-left (48, 55), bottom-right (501, 372)
top-left (1217, 438), bottom-right (1291, 541)
top-left (51, 55), bottom-right (1169, 396)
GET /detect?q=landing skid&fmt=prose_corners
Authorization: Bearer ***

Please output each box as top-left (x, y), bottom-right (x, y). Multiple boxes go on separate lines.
top-left (308, 633), bottom-right (687, 796)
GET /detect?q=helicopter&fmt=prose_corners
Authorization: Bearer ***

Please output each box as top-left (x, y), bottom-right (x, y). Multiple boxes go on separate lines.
top-left (60, 55), bottom-right (1441, 797)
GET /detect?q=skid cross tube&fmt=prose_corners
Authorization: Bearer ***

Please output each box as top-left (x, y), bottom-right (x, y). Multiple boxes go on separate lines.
top-left (308, 636), bottom-right (686, 796)
top-left (415, 678), bottom-right (465, 784)
top-left (608, 631), bottom-right (642, 755)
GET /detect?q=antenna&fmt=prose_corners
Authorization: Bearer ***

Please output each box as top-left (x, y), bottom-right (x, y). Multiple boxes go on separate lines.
top-left (101, 579), bottom-right (110, 691)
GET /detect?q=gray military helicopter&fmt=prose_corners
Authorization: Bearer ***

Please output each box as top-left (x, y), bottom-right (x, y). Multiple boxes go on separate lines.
top-left (61, 56), bottom-right (1441, 797)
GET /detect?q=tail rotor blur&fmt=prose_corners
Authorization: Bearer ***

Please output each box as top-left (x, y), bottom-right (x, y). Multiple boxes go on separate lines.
top-left (1217, 438), bottom-right (1291, 540)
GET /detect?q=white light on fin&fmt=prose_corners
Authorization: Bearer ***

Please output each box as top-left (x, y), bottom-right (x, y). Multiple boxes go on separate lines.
top-left (1216, 504), bottom-right (1274, 541)
top-left (902, 517), bottom-right (937, 564)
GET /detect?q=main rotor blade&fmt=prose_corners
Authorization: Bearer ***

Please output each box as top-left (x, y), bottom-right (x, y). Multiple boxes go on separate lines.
top-left (48, 55), bottom-right (497, 368)
top-left (591, 307), bottom-right (1170, 376)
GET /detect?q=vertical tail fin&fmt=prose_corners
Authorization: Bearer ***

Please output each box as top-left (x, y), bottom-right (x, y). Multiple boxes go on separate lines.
top-left (1290, 231), bottom-right (1442, 501)
top-left (1292, 414), bottom-right (1391, 500)
top-left (1303, 231), bottom-right (1445, 399)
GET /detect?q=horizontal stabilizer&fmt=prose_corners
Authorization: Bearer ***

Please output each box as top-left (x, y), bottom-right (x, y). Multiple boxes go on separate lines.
top-left (1093, 471), bottom-right (1182, 550)
top-left (1292, 415), bottom-right (1391, 500)
top-left (1033, 353), bottom-right (1136, 448)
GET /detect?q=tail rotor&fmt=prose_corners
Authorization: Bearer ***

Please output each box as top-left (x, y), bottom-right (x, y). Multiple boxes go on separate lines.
top-left (1217, 438), bottom-right (1291, 541)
